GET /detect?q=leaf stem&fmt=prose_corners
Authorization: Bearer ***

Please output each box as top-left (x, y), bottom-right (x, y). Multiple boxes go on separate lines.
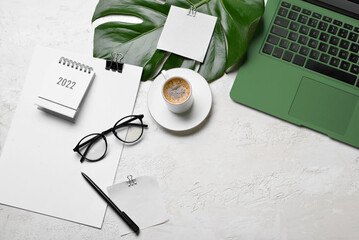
top-left (194, 0), bottom-right (210, 8)
top-left (184, 0), bottom-right (194, 6)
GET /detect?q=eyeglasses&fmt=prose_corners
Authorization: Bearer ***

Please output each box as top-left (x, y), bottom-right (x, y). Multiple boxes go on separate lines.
top-left (73, 114), bottom-right (148, 163)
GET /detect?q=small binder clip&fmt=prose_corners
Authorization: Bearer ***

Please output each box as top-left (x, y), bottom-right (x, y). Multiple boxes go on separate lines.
top-left (105, 52), bottom-right (124, 73)
top-left (187, 5), bottom-right (196, 17)
top-left (127, 175), bottom-right (137, 187)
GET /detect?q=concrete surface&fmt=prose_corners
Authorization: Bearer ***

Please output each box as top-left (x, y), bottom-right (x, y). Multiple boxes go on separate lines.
top-left (1, 0), bottom-right (359, 239)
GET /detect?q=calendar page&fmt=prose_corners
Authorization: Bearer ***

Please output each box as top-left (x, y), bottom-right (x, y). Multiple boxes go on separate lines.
top-left (37, 57), bottom-right (95, 120)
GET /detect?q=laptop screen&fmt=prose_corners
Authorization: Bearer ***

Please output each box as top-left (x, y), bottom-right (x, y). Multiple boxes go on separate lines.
top-left (303, 0), bottom-right (359, 20)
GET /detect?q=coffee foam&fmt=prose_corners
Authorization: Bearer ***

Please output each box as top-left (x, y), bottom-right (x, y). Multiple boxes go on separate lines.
top-left (163, 78), bottom-right (191, 104)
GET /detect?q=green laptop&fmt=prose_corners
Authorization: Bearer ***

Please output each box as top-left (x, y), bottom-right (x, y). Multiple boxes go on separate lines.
top-left (231, 0), bottom-right (359, 148)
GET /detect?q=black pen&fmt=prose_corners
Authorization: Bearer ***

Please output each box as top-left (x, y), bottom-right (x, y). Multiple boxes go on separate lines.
top-left (81, 172), bottom-right (140, 233)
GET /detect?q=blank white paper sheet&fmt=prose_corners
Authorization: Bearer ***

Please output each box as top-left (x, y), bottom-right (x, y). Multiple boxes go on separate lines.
top-left (107, 176), bottom-right (169, 235)
top-left (0, 46), bottom-right (142, 228)
top-left (157, 5), bottom-right (217, 62)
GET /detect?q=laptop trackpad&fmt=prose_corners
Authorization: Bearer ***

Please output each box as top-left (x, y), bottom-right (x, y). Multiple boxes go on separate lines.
top-left (289, 77), bottom-right (357, 135)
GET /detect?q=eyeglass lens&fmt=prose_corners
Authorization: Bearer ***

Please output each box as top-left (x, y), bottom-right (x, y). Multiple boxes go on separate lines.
top-left (113, 115), bottom-right (144, 143)
top-left (77, 133), bottom-right (107, 161)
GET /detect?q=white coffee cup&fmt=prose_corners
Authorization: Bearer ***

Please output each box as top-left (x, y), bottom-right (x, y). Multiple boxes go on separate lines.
top-left (161, 70), bottom-right (194, 113)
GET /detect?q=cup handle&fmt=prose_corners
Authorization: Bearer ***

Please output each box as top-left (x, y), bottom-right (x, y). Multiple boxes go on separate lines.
top-left (161, 70), bottom-right (169, 80)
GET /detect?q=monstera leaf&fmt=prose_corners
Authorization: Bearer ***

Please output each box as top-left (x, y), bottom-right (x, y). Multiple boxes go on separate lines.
top-left (92, 0), bottom-right (264, 82)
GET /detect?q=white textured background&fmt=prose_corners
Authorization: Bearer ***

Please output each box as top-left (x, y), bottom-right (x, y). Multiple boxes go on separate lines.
top-left (1, 0), bottom-right (359, 239)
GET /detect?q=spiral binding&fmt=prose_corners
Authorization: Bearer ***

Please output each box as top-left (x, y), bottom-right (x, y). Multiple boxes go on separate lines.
top-left (187, 6), bottom-right (197, 17)
top-left (58, 57), bottom-right (93, 74)
top-left (127, 175), bottom-right (137, 187)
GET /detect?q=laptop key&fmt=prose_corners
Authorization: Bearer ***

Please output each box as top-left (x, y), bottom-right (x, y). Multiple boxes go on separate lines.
top-left (298, 14), bottom-right (308, 24)
top-left (302, 9), bottom-right (311, 15)
top-left (329, 36), bottom-right (340, 46)
top-left (350, 43), bottom-right (359, 53)
top-left (319, 53), bottom-right (330, 63)
top-left (344, 23), bottom-right (353, 30)
top-left (308, 39), bottom-right (318, 48)
top-left (333, 20), bottom-right (343, 26)
top-left (355, 27), bottom-right (359, 33)
top-left (267, 34), bottom-right (280, 45)
top-left (318, 42), bottom-right (328, 52)
top-left (272, 47), bottom-right (283, 58)
top-left (308, 18), bottom-right (318, 28)
top-left (310, 50), bottom-right (320, 60)
top-left (299, 25), bottom-right (309, 35)
top-left (339, 50), bottom-right (349, 59)
top-left (338, 29), bottom-right (348, 38)
top-left (328, 46), bottom-right (339, 56)
top-left (312, 12), bottom-right (321, 19)
top-left (348, 32), bottom-right (358, 42)
top-left (349, 53), bottom-right (359, 63)
top-left (274, 16), bottom-right (289, 28)
top-left (292, 5), bottom-right (301, 12)
top-left (279, 39), bottom-right (290, 49)
top-left (282, 51), bottom-right (293, 62)
top-left (340, 61), bottom-right (350, 71)
top-left (288, 11), bottom-right (298, 20)
top-left (350, 65), bottom-right (359, 75)
top-left (290, 43), bottom-right (300, 52)
top-left (339, 40), bottom-right (350, 49)
top-left (299, 46), bottom-right (310, 56)
top-left (278, 7), bottom-right (288, 17)
top-left (262, 43), bottom-right (274, 55)
top-left (330, 57), bottom-right (340, 67)
top-left (309, 29), bottom-right (319, 38)
top-left (292, 54), bottom-right (306, 66)
top-left (288, 31), bottom-right (298, 41)
top-left (289, 22), bottom-right (299, 31)
top-left (319, 32), bottom-right (329, 42)
top-left (328, 25), bottom-right (338, 35)
top-left (298, 35), bottom-right (308, 45)
top-left (323, 16), bottom-right (332, 23)
top-left (318, 21), bottom-right (328, 31)
top-left (305, 59), bottom-right (356, 85)
top-left (271, 25), bottom-right (288, 38)
top-left (281, 1), bottom-right (291, 8)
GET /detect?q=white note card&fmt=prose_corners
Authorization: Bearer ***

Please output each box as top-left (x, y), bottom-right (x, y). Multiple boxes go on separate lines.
top-left (157, 5), bottom-right (217, 62)
top-left (107, 176), bottom-right (169, 236)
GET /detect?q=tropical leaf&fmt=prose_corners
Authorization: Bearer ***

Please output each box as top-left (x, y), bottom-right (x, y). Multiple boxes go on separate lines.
top-left (92, 0), bottom-right (264, 82)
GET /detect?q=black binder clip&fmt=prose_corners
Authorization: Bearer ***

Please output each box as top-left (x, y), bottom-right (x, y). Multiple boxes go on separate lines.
top-left (105, 52), bottom-right (124, 73)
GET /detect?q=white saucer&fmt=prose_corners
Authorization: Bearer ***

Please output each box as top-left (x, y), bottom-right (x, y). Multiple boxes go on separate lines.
top-left (148, 68), bottom-right (212, 132)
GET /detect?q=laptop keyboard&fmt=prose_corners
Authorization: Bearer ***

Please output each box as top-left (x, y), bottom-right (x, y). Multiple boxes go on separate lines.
top-left (262, 1), bottom-right (359, 87)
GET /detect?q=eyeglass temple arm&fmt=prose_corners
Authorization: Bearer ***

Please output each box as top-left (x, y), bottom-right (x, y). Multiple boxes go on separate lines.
top-left (101, 123), bottom-right (146, 136)
top-left (107, 116), bottom-right (148, 133)
top-left (116, 123), bottom-right (148, 128)
top-left (74, 134), bottom-right (102, 151)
